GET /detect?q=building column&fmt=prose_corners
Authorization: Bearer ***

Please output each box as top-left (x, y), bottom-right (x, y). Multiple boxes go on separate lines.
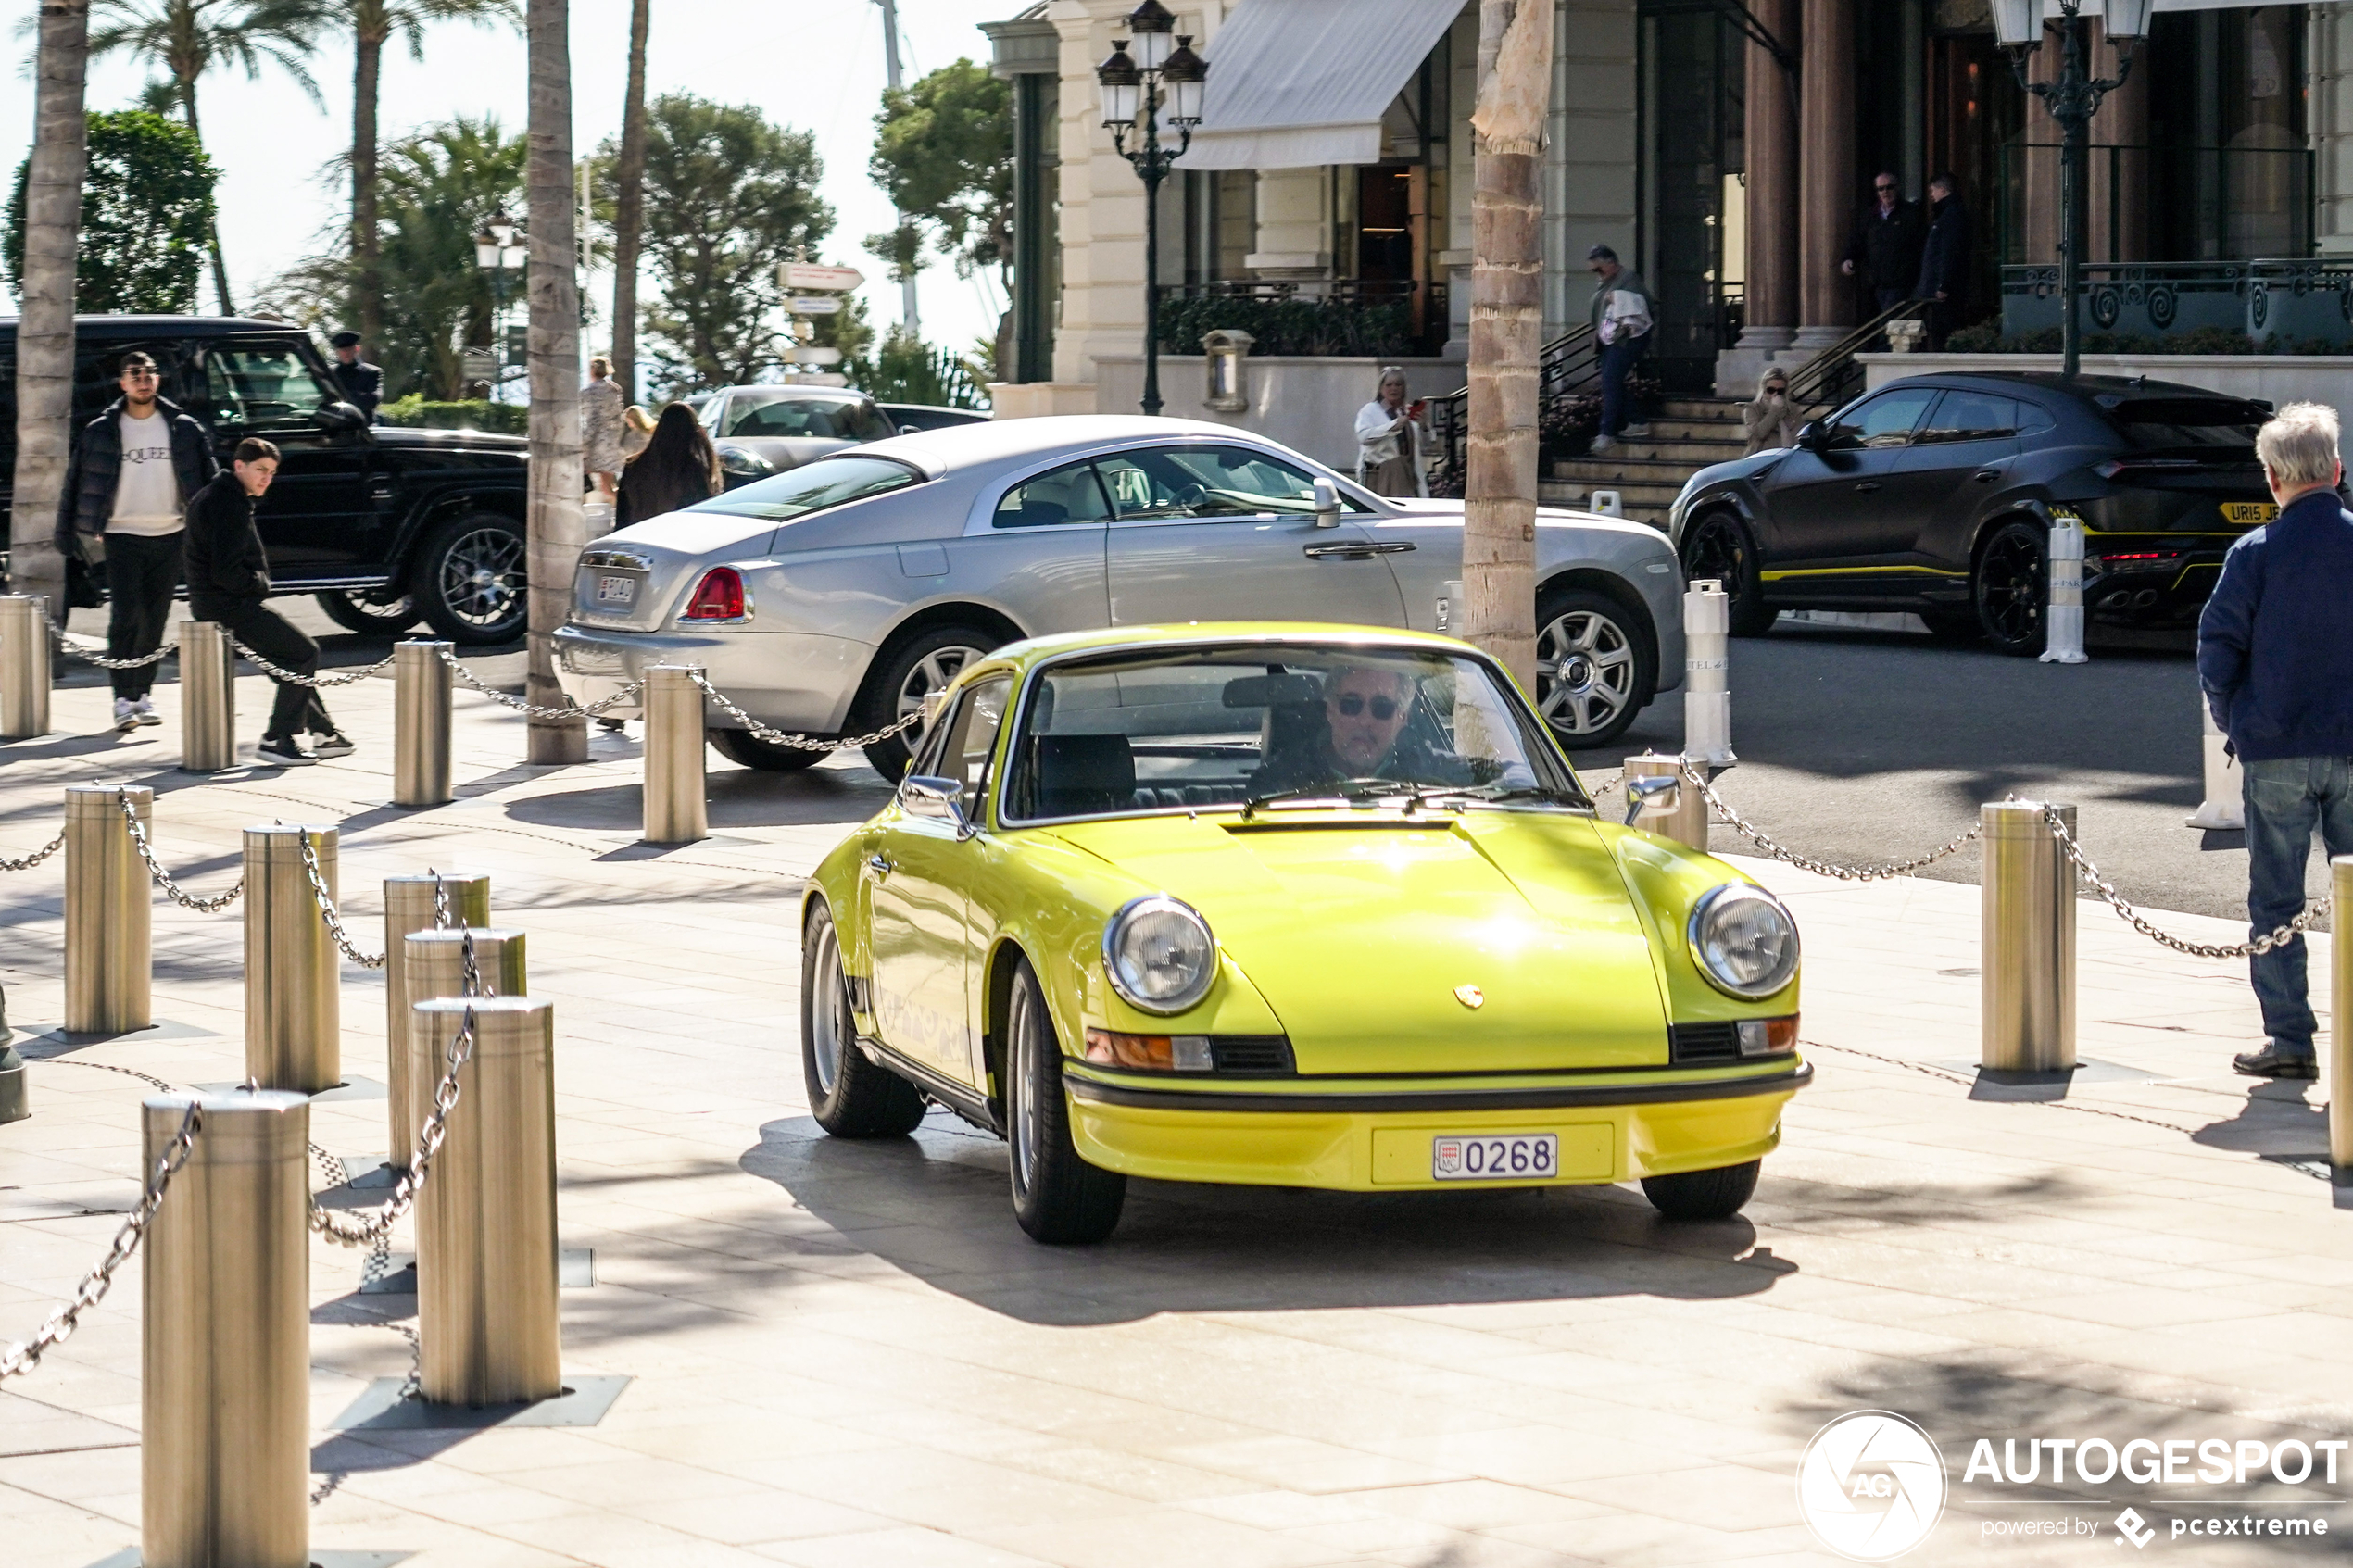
top-left (2021, 35), bottom-right (2063, 269)
top-left (1796, 0), bottom-right (1856, 348)
top-left (1248, 168), bottom-right (1333, 281)
top-left (1718, 0), bottom-right (1798, 394)
top-left (2089, 20), bottom-right (2148, 264)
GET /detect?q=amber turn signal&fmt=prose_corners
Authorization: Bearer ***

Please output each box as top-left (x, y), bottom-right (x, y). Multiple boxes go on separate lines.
top-left (1083, 1029), bottom-right (1213, 1071)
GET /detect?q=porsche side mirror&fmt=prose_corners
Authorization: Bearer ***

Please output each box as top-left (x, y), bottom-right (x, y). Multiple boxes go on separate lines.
top-left (1622, 773), bottom-right (1680, 827)
top-left (1312, 475), bottom-right (1341, 529)
top-left (900, 774), bottom-right (975, 836)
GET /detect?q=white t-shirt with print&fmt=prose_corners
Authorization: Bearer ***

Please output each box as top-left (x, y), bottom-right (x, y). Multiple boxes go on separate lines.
top-left (109, 411), bottom-right (183, 536)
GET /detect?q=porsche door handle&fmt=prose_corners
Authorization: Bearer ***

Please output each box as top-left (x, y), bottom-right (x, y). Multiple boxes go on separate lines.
top-left (866, 854), bottom-right (893, 879)
top-left (1302, 541), bottom-right (1416, 560)
top-left (1854, 481), bottom-right (1882, 493)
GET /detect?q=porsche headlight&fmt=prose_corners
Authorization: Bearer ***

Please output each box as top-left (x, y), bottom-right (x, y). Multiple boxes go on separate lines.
top-left (1102, 896), bottom-right (1216, 1015)
top-left (1687, 884), bottom-right (1799, 998)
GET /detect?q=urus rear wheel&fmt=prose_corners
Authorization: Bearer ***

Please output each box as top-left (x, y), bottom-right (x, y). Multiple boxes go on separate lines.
top-left (1972, 520), bottom-right (2047, 657)
top-left (1678, 513), bottom-right (1777, 637)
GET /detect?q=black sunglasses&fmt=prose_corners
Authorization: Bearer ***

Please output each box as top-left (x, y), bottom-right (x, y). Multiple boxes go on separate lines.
top-left (1875, 182), bottom-right (1898, 192)
top-left (1332, 693), bottom-right (1401, 721)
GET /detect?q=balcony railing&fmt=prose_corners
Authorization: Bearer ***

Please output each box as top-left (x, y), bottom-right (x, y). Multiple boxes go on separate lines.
top-left (1153, 279), bottom-right (1443, 359)
top-left (2000, 258), bottom-right (2353, 348)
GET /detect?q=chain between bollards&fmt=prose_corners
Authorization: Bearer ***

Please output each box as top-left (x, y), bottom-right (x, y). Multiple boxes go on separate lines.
top-left (297, 832), bottom-right (386, 969)
top-left (228, 638), bottom-right (396, 688)
top-left (49, 622), bottom-right (178, 670)
top-left (437, 645), bottom-right (643, 717)
top-left (2037, 804), bottom-right (2332, 960)
top-left (689, 670), bottom-right (925, 753)
top-left (1673, 759), bottom-right (1983, 882)
top-left (2, 832), bottom-right (65, 871)
top-left (119, 788), bottom-right (244, 910)
top-left (0, 1098), bottom-right (202, 1382)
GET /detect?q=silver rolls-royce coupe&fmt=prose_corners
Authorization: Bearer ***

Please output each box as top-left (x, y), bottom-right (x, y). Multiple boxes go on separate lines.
top-left (555, 415), bottom-right (1686, 777)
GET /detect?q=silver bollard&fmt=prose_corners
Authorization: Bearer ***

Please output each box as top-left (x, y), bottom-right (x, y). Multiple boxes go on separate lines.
top-left (143, 1089), bottom-right (311, 1568)
top-left (1682, 581), bottom-right (1735, 765)
top-left (0, 594), bottom-right (52, 739)
top-left (0, 1042), bottom-right (24, 1125)
top-left (642, 663), bottom-right (709, 845)
top-left (2039, 513), bottom-right (2089, 665)
top-left (383, 875), bottom-right (492, 1171)
top-left (412, 996), bottom-right (561, 1407)
top-left (180, 621), bottom-right (236, 772)
top-left (1622, 753), bottom-right (1707, 850)
top-left (394, 639), bottom-right (455, 807)
top-left (400, 927), bottom-right (526, 1172)
top-left (1981, 800), bottom-right (2077, 1073)
top-left (244, 824), bottom-right (342, 1092)
top-left (2186, 694), bottom-right (2243, 831)
top-left (2333, 858), bottom-right (2353, 1178)
top-left (65, 784), bottom-right (153, 1035)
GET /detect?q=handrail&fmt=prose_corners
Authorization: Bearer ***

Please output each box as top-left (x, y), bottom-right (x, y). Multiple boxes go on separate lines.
top-left (1783, 297), bottom-right (1930, 412)
top-left (1431, 321), bottom-right (1599, 485)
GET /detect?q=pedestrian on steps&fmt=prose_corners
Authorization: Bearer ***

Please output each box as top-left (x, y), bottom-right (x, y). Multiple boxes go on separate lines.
top-left (1743, 368), bottom-right (1803, 456)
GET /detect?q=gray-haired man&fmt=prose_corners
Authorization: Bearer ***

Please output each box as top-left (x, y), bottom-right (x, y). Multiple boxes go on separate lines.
top-left (2196, 401), bottom-right (2353, 1079)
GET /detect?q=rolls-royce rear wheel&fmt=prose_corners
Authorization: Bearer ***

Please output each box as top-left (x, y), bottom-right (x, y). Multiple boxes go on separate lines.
top-left (858, 624), bottom-right (998, 780)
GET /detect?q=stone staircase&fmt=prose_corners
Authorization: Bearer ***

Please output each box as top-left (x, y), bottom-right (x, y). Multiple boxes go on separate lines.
top-left (1538, 398), bottom-right (1750, 530)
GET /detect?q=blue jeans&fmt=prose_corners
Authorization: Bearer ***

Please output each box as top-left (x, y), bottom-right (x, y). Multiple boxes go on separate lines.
top-left (1599, 336), bottom-right (1645, 438)
top-left (2242, 755), bottom-right (2353, 1055)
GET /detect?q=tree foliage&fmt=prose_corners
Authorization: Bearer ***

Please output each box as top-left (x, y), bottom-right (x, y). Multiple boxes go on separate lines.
top-left (597, 93), bottom-right (832, 393)
top-left (258, 117), bottom-right (524, 399)
top-left (6, 109), bottom-right (217, 312)
top-left (865, 58), bottom-right (1012, 284)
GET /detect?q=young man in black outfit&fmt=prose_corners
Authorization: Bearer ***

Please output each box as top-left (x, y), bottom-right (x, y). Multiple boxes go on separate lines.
top-left (56, 350), bottom-right (217, 731)
top-left (182, 438), bottom-right (354, 766)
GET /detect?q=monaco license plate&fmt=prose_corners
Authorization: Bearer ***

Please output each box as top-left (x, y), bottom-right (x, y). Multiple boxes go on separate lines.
top-left (1431, 1133), bottom-right (1557, 1182)
top-left (595, 573), bottom-right (638, 607)
top-left (2221, 502), bottom-right (2278, 526)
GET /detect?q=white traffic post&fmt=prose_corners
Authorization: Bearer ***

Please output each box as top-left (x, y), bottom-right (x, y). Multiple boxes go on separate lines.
top-left (2039, 513), bottom-right (2088, 664)
top-left (1682, 581), bottom-right (1734, 766)
top-left (2187, 694), bottom-right (2244, 830)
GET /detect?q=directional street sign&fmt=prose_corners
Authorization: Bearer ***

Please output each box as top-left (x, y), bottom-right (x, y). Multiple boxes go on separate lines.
top-left (779, 262), bottom-right (865, 293)
top-left (787, 296), bottom-right (843, 316)
top-left (784, 345), bottom-right (844, 366)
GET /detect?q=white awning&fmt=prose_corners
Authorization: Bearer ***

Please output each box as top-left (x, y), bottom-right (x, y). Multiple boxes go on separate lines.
top-left (1176, 0), bottom-right (1466, 171)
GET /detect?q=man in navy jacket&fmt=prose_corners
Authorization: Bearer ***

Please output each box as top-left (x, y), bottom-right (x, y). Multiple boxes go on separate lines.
top-left (2196, 401), bottom-right (2353, 1079)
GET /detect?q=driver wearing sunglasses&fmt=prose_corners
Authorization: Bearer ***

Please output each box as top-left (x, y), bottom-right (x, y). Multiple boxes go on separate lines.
top-left (1325, 664), bottom-right (1414, 775)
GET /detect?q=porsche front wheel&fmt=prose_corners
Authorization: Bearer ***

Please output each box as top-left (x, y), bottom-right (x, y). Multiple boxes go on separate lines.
top-left (801, 903), bottom-right (925, 1137)
top-left (1005, 958), bottom-right (1125, 1245)
top-left (1640, 1159), bottom-right (1761, 1221)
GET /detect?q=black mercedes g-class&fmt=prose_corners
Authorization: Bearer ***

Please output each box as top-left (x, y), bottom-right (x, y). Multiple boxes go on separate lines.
top-left (0, 316), bottom-right (527, 644)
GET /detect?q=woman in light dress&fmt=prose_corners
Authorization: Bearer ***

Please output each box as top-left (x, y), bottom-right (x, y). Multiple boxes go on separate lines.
top-left (1353, 366), bottom-right (1428, 498)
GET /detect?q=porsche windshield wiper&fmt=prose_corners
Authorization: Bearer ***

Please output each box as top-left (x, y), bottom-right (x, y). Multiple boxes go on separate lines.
top-left (1414, 784), bottom-right (1592, 810)
top-left (1239, 778), bottom-right (1417, 818)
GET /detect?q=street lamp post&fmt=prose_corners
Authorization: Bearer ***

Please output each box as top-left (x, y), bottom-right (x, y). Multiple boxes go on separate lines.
top-left (1098, 2), bottom-right (1207, 417)
top-left (1994, 0), bottom-right (2150, 380)
top-left (473, 206), bottom-right (531, 398)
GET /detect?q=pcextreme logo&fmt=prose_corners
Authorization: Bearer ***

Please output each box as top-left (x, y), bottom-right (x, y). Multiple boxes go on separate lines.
top-left (1797, 1411), bottom-right (1949, 1562)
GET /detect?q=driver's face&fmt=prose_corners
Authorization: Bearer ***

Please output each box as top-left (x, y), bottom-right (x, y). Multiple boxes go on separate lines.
top-left (1327, 669), bottom-right (1410, 773)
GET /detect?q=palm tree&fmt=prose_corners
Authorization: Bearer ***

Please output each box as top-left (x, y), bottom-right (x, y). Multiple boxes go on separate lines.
top-left (523, 0), bottom-right (584, 762)
top-left (608, 0), bottom-right (648, 399)
top-left (1462, 0), bottom-right (1554, 692)
top-left (333, 0), bottom-right (517, 345)
top-left (9, 0), bottom-right (91, 617)
top-left (88, 0), bottom-right (328, 314)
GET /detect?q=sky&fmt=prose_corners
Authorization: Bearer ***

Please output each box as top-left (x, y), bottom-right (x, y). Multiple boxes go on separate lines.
top-left (0, 0), bottom-right (1008, 374)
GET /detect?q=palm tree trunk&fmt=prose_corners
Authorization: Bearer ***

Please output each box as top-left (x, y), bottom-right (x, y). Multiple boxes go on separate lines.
top-left (10, 0), bottom-right (92, 618)
top-left (1463, 0), bottom-right (1553, 693)
top-left (525, 0), bottom-right (585, 762)
top-left (182, 83), bottom-right (233, 314)
top-left (610, 0), bottom-right (648, 400)
top-left (352, 32), bottom-right (383, 342)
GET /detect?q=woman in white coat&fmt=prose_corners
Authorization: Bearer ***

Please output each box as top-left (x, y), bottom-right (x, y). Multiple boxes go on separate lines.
top-left (1354, 366), bottom-right (1428, 498)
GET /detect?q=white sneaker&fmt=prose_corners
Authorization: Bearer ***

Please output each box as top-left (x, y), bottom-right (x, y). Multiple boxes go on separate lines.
top-left (113, 697), bottom-right (139, 732)
top-left (132, 696), bottom-right (161, 727)
top-left (1589, 435), bottom-right (1616, 454)
top-left (1621, 422), bottom-right (1654, 438)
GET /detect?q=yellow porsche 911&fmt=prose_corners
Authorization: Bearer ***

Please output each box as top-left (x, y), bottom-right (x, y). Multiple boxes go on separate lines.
top-left (800, 624), bottom-right (1807, 1244)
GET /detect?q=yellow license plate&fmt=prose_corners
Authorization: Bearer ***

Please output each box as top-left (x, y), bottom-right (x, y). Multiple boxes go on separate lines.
top-left (2221, 502), bottom-right (2278, 525)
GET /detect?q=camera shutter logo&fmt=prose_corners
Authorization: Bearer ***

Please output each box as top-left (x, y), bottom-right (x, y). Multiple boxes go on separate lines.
top-left (1796, 1411), bottom-right (1947, 1561)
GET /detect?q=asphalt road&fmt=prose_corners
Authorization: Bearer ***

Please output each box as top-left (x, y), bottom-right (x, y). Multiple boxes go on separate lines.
top-left (1564, 613), bottom-right (2305, 925)
top-left (58, 597), bottom-right (2303, 926)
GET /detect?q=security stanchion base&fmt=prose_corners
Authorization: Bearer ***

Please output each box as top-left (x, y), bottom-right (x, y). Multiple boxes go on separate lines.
top-left (85, 1551), bottom-right (409, 1568)
top-left (0, 1056), bottom-right (26, 1124)
top-left (324, 1373), bottom-right (632, 1433)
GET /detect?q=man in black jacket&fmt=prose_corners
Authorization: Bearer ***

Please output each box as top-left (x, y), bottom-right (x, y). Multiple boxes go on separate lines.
top-left (1917, 173), bottom-right (1972, 349)
top-left (1842, 172), bottom-right (1928, 315)
top-left (329, 331), bottom-right (383, 422)
top-left (56, 351), bottom-right (217, 730)
top-left (183, 438), bottom-right (353, 767)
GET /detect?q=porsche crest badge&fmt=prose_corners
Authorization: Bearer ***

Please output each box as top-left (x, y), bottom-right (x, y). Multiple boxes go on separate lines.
top-left (1454, 984), bottom-right (1484, 1010)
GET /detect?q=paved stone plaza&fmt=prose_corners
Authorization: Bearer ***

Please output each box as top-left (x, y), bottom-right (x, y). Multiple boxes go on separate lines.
top-left (6, 660), bottom-right (2353, 1567)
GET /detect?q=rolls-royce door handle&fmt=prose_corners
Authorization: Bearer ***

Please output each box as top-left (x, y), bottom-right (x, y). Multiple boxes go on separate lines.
top-left (1302, 541), bottom-right (1417, 560)
top-left (866, 853), bottom-right (893, 879)
top-left (1972, 470), bottom-right (2001, 483)
top-left (1854, 481), bottom-right (1883, 493)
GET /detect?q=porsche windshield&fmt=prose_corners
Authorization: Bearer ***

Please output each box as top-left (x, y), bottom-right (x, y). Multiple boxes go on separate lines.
top-left (1002, 645), bottom-right (1587, 822)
